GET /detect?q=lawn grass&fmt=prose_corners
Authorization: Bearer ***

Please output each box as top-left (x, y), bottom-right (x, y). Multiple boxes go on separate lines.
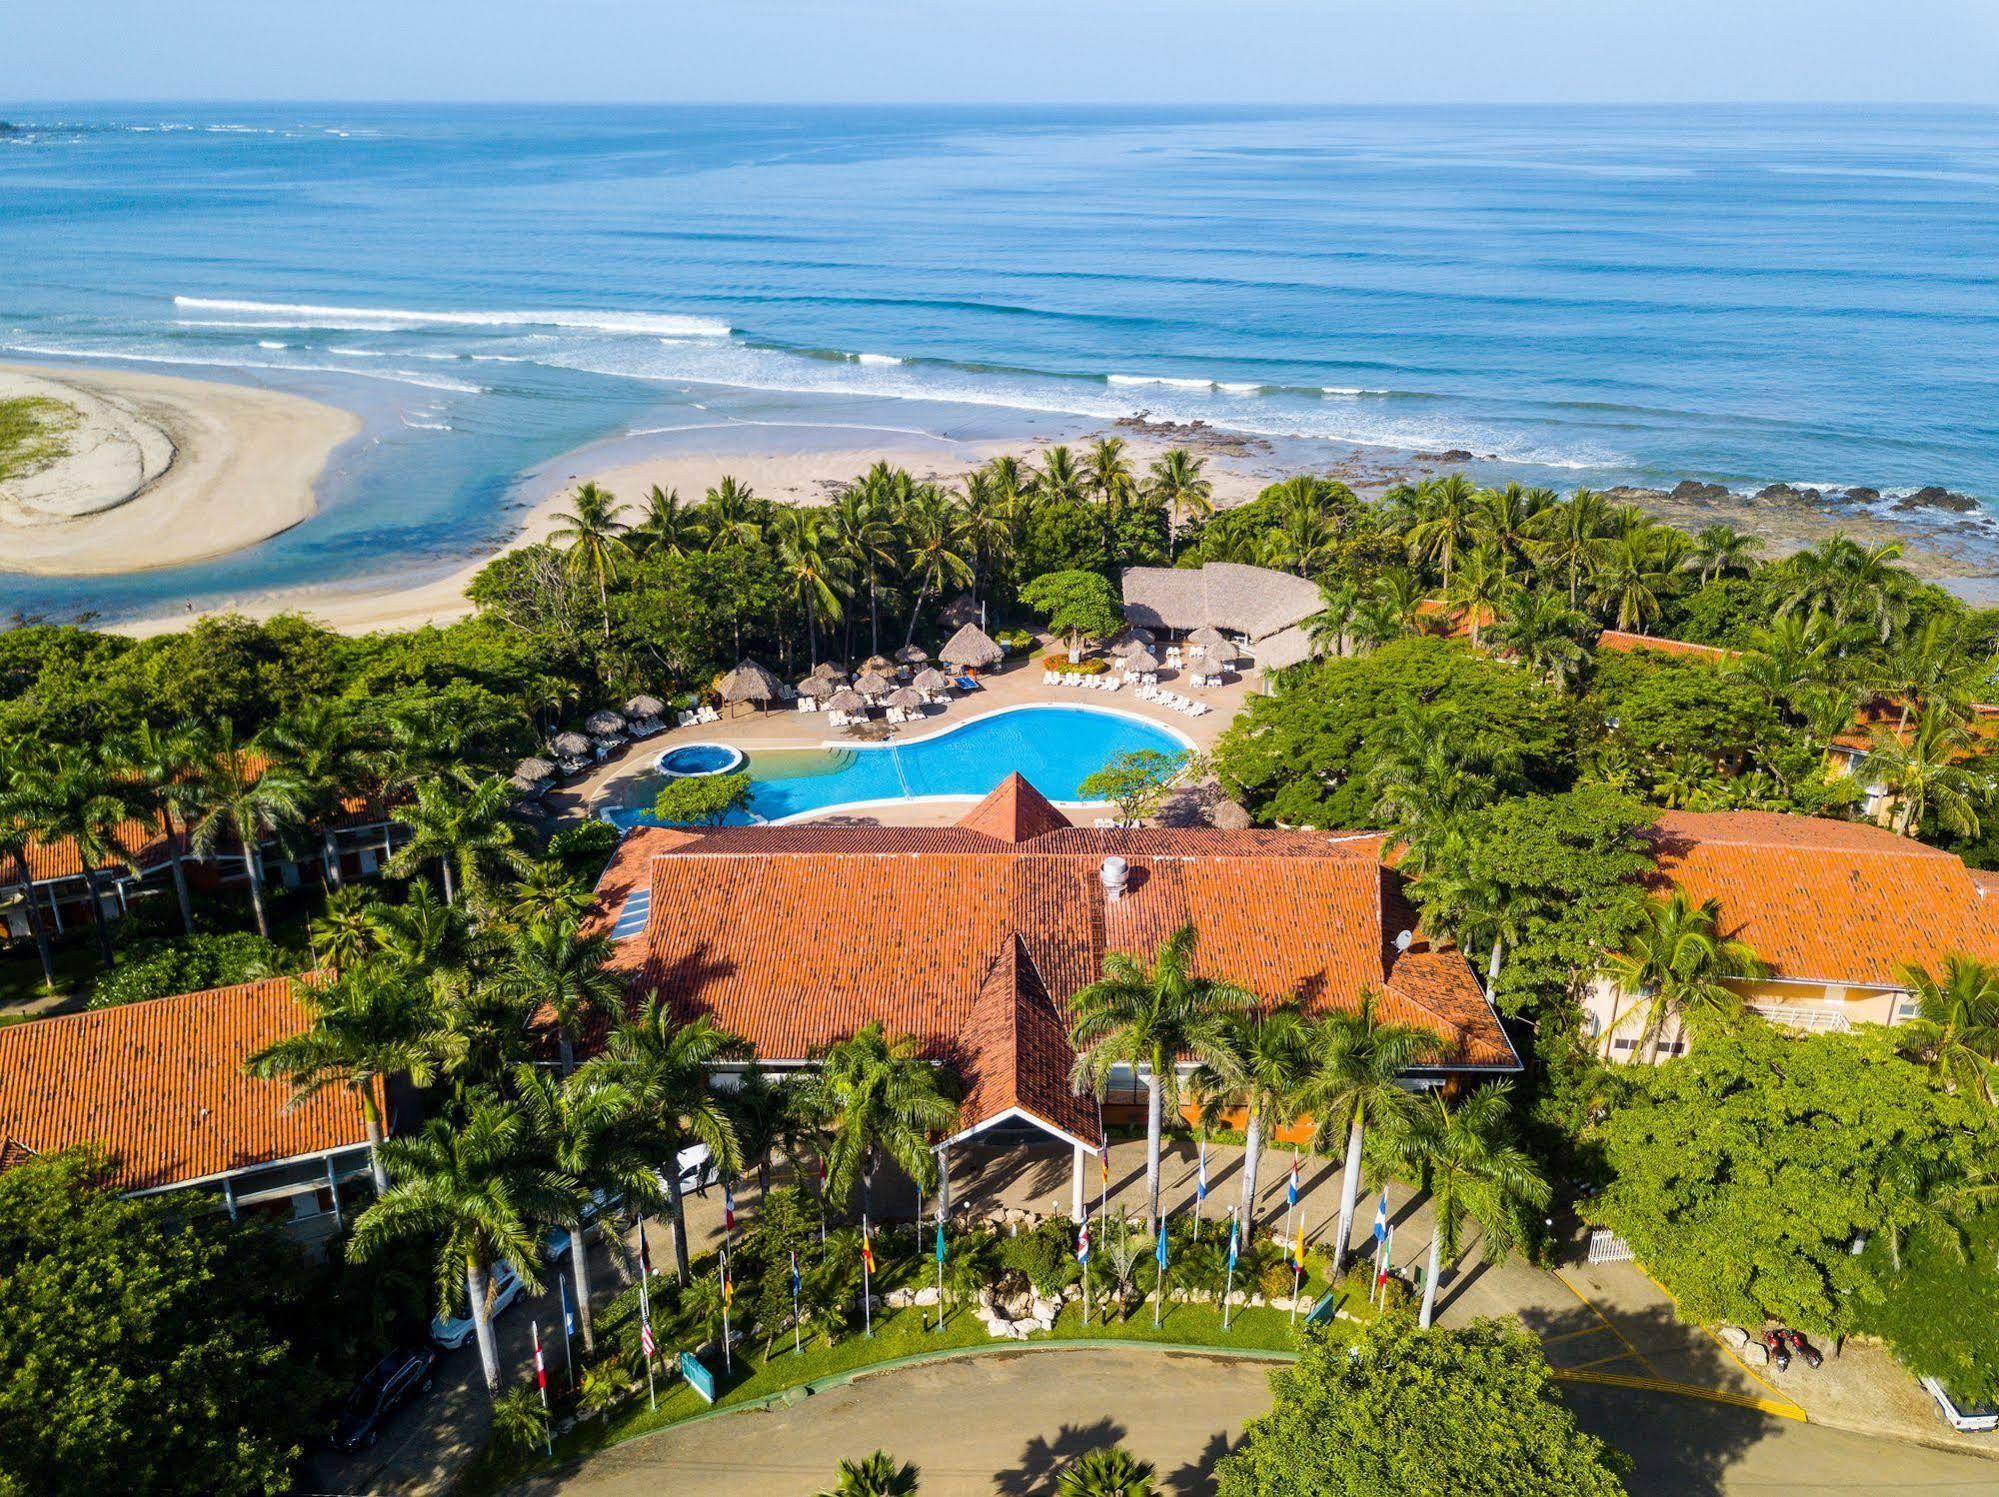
top-left (461, 1285), bottom-right (1364, 1494)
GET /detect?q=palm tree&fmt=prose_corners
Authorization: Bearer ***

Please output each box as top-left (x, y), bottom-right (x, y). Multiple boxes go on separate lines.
top-left (1687, 522), bottom-right (1760, 584)
top-left (1261, 477), bottom-right (1338, 578)
top-left (1192, 1007), bottom-right (1308, 1230)
top-left (592, 996), bottom-right (746, 1284)
top-left (548, 481), bottom-right (632, 642)
top-left (187, 723), bottom-right (305, 939)
top-left (701, 475), bottom-right (763, 552)
top-left (263, 700), bottom-right (368, 890)
top-left (245, 964), bottom-right (439, 1193)
top-left (802, 1022), bottom-right (956, 1218)
top-left (898, 486), bottom-right (973, 647)
top-left (8, 744), bottom-right (136, 967)
top-left (1589, 529), bottom-right (1674, 631)
top-left (349, 1098), bottom-right (577, 1398)
top-left (1085, 436), bottom-right (1137, 563)
top-left (0, 811), bottom-right (56, 991)
top-left (1598, 891), bottom-right (1768, 1060)
top-left (499, 917), bottom-right (621, 1075)
top-left (1442, 543), bottom-right (1515, 649)
top-left (1068, 925), bottom-right (1252, 1232)
top-left (514, 1065), bottom-right (664, 1356)
top-left (1056, 1446), bottom-right (1156, 1496)
top-left (1894, 957), bottom-right (1999, 1102)
top-left (958, 466), bottom-right (1015, 615)
top-left (1306, 578), bottom-right (1362, 660)
top-left (1528, 488), bottom-right (1614, 606)
top-left (385, 769), bottom-right (530, 908)
top-left (629, 484), bottom-right (699, 557)
top-left (1147, 448), bottom-right (1211, 559)
top-left (1779, 533), bottom-right (1910, 643)
top-left (1861, 709), bottom-right (1985, 838)
top-left (1381, 1084), bottom-right (1549, 1328)
top-left (1034, 444), bottom-right (1087, 506)
top-left (1296, 993), bottom-right (1444, 1270)
top-left (310, 886), bottom-right (375, 972)
top-left (1884, 615), bottom-right (1990, 733)
top-left (1406, 474), bottom-right (1477, 593)
top-left (772, 507), bottom-right (852, 668)
top-left (1491, 588), bottom-right (1587, 689)
top-left (112, 719), bottom-right (206, 934)
top-left (831, 470), bottom-right (901, 657)
top-left (1476, 482), bottom-right (1542, 575)
top-left (819, 1452), bottom-right (919, 1497)
top-left (503, 860), bottom-right (593, 929)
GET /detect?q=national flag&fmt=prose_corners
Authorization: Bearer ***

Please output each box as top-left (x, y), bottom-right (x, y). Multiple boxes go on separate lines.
top-left (1226, 1213), bottom-right (1240, 1270)
top-left (1377, 1226), bottom-right (1394, 1286)
top-left (1293, 1224), bottom-right (1306, 1271)
top-left (1100, 1147), bottom-right (1110, 1187)
top-left (720, 1246), bottom-right (733, 1306)
top-left (1371, 1187), bottom-right (1390, 1246)
top-left (1196, 1141), bottom-right (1208, 1204)
top-left (639, 1225), bottom-right (654, 1278)
top-left (934, 1218), bottom-right (947, 1265)
top-left (1155, 1221), bottom-right (1170, 1270)
top-left (559, 1273), bottom-right (575, 1338)
top-left (1287, 1155), bottom-right (1300, 1209)
top-left (790, 1250), bottom-right (802, 1298)
top-left (1076, 1217), bottom-right (1091, 1265)
top-left (860, 1217), bottom-right (876, 1275)
top-left (640, 1313), bottom-right (656, 1359)
top-left (533, 1322), bottom-right (547, 1392)
top-left (818, 1156), bottom-right (828, 1191)
top-left (723, 1184), bottom-right (736, 1234)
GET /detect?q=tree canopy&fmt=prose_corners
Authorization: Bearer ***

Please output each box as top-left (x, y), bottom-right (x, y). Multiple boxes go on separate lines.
top-left (1214, 1317), bottom-right (1628, 1497)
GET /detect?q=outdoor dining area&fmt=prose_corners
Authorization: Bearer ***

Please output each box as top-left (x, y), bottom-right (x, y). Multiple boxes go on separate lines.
top-left (1062, 624), bottom-right (1242, 718)
top-left (785, 623), bottom-right (1004, 731)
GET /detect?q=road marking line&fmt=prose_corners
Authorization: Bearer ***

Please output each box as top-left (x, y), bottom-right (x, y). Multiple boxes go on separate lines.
top-left (1552, 1368), bottom-right (1808, 1422)
top-left (1540, 1323), bottom-right (1620, 1346)
top-left (1563, 1348), bottom-right (1648, 1373)
top-left (1550, 1268), bottom-right (1658, 1378)
top-left (1629, 1264), bottom-right (1807, 1418)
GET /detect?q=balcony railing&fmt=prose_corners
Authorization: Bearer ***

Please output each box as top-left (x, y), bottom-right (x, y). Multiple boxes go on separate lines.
top-left (1747, 1002), bottom-right (1851, 1035)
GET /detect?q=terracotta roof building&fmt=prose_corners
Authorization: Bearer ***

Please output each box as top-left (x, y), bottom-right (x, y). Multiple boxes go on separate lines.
top-left (0, 979), bottom-right (377, 1235)
top-left (1588, 810), bottom-right (1999, 1059)
top-left (590, 775), bottom-right (1515, 1216)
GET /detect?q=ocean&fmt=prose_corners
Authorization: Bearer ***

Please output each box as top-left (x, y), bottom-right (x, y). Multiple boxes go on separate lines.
top-left (3, 102), bottom-right (1998, 621)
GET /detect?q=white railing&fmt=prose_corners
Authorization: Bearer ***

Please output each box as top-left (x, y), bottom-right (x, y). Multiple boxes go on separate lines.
top-left (1587, 1230), bottom-right (1636, 1265)
top-left (1747, 1002), bottom-right (1851, 1035)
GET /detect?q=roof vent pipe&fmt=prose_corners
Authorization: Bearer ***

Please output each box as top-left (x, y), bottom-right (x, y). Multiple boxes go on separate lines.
top-left (1394, 929), bottom-right (1414, 953)
top-left (1100, 856), bottom-right (1129, 902)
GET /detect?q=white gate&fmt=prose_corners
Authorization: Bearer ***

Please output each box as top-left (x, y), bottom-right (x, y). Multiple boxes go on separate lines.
top-left (1586, 1229), bottom-right (1636, 1265)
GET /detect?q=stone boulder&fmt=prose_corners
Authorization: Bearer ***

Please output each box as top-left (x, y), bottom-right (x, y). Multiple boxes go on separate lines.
top-left (1895, 485), bottom-right (1978, 513)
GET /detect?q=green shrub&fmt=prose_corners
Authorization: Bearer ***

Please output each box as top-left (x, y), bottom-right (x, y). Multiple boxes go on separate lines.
top-left (89, 932), bottom-right (292, 1010)
top-left (998, 1218), bottom-right (1080, 1297)
top-left (1043, 653), bottom-right (1108, 676)
top-left (549, 819), bottom-right (619, 874)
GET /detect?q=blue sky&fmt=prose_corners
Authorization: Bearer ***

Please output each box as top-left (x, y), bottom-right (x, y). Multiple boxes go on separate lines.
top-left (6, 0), bottom-right (1997, 104)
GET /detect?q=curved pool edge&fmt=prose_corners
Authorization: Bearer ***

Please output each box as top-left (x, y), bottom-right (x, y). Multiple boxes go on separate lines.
top-left (804, 701), bottom-right (1199, 757)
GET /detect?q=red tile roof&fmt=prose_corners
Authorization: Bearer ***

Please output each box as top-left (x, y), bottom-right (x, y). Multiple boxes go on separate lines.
top-left (0, 979), bottom-right (373, 1193)
top-left (1644, 810), bottom-right (1999, 986)
top-left (1597, 631), bottom-right (1737, 661)
top-left (954, 936), bottom-right (1103, 1146)
top-left (591, 790), bottom-right (1515, 1139)
top-left (957, 774), bottom-right (1072, 843)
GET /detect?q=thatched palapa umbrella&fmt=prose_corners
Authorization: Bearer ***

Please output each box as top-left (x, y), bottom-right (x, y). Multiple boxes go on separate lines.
top-left (894, 643), bottom-right (930, 666)
top-left (586, 709), bottom-right (627, 738)
top-left (1112, 626), bottom-right (1156, 653)
top-left (1187, 625), bottom-right (1230, 652)
top-left (861, 654), bottom-right (896, 677)
top-left (912, 666), bottom-right (950, 693)
top-left (825, 687), bottom-right (866, 715)
top-left (622, 694), bottom-right (665, 720)
top-left (939, 622), bottom-right (1003, 672)
top-left (718, 659), bottom-right (783, 716)
top-left (886, 685), bottom-right (924, 711)
top-left (797, 675), bottom-right (836, 699)
top-left (854, 669), bottom-right (895, 698)
top-left (811, 661), bottom-right (848, 681)
top-left (1123, 646), bottom-right (1161, 673)
top-left (551, 732), bottom-right (591, 759)
top-left (939, 592), bottom-right (981, 630)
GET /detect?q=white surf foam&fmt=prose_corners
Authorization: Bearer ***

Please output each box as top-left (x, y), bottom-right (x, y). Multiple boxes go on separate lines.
top-left (1107, 373), bottom-right (1213, 390)
top-left (854, 352), bottom-right (903, 366)
top-left (1, 341), bottom-right (485, 394)
top-left (174, 296), bottom-right (731, 338)
top-left (257, 340), bottom-right (286, 350)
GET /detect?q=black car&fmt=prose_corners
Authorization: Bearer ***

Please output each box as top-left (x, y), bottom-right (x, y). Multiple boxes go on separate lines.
top-left (334, 1345), bottom-right (439, 1452)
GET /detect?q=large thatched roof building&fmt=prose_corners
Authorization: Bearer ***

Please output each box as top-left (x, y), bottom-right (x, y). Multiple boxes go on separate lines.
top-left (1119, 562), bottom-right (1322, 670)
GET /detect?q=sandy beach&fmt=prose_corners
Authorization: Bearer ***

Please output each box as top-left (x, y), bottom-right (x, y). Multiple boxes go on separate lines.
top-left (103, 411), bottom-right (1999, 639)
top-left (0, 362), bottom-right (359, 578)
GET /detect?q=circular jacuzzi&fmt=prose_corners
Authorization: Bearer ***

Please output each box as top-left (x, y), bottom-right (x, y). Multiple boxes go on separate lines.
top-left (656, 742), bottom-right (745, 778)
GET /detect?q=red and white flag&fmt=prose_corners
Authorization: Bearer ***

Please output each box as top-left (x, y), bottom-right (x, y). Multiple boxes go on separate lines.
top-left (723, 1183), bottom-right (736, 1234)
top-left (533, 1321), bottom-right (548, 1392)
top-left (640, 1313), bottom-right (656, 1359)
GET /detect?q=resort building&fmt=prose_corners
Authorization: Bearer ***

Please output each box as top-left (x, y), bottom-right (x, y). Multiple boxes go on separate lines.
top-left (587, 774), bottom-right (1517, 1218)
top-left (1586, 810), bottom-right (1999, 1059)
top-left (1119, 562), bottom-right (1325, 672)
top-left (0, 978), bottom-right (377, 1240)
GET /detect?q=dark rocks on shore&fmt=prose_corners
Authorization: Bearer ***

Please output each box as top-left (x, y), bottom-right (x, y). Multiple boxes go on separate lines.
top-left (1841, 487), bottom-right (1881, 504)
top-left (1894, 485), bottom-right (1979, 514)
top-left (1753, 483), bottom-right (1823, 505)
top-left (1412, 448), bottom-right (1475, 463)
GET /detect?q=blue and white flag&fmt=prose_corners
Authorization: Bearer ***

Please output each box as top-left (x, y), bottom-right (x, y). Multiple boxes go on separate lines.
top-left (558, 1272), bottom-right (575, 1337)
top-left (1226, 1214), bottom-right (1240, 1271)
top-left (1372, 1187), bottom-right (1391, 1245)
top-left (1155, 1221), bottom-right (1170, 1270)
top-left (790, 1250), bottom-right (802, 1298)
top-left (1196, 1141), bottom-right (1208, 1203)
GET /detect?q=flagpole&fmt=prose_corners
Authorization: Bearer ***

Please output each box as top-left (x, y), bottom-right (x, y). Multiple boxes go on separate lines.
top-left (558, 1273), bottom-right (576, 1392)
top-left (1289, 1235), bottom-right (1303, 1325)
top-left (1152, 1221), bottom-right (1168, 1330)
top-left (933, 1208), bottom-right (945, 1333)
top-left (861, 1213), bottom-right (874, 1338)
top-left (791, 1250), bottom-right (803, 1356)
top-left (1280, 1151), bottom-right (1297, 1260)
top-left (720, 1244), bottom-right (733, 1376)
top-left (636, 1217), bottom-right (657, 1411)
top-left (1222, 1207), bottom-right (1238, 1333)
top-left (1194, 1139), bottom-right (1206, 1242)
top-left (531, 1320), bottom-right (552, 1457)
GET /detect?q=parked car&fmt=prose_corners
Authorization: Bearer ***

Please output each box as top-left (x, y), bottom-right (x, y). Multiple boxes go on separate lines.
top-left (544, 1188), bottom-right (624, 1262)
top-left (333, 1345), bottom-right (438, 1452)
top-left (1923, 1377), bottom-right (1999, 1433)
top-left (430, 1261), bottom-right (525, 1350)
top-left (657, 1142), bottom-right (717, 1199)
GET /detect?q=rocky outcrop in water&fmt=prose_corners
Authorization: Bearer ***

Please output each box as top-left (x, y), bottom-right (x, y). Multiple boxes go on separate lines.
top-left (1894, 486), bottom-right (1979, 513)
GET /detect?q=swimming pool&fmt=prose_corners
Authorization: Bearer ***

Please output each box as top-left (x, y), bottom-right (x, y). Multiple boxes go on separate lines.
top-left (603, 705), bottom-right (1193, 828)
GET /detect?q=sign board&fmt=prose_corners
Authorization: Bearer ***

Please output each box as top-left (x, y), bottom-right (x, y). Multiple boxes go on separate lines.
top-left (679, 1350), bottom-right (716, 1404)
top-left (1304, 1290), bottom-right (1338, 1327)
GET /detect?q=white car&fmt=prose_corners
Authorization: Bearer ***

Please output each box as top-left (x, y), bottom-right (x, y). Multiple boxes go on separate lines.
top-left (430, 1260), bottom-right (526, 1350)
top-left (657, 1142), bottom-right (718, 1199)
top-left (1922, 1376), bottom-right (1999, 1433)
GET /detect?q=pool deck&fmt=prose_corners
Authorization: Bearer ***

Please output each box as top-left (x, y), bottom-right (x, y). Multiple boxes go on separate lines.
top-left (550, 644), bottom-right (1259, 828)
